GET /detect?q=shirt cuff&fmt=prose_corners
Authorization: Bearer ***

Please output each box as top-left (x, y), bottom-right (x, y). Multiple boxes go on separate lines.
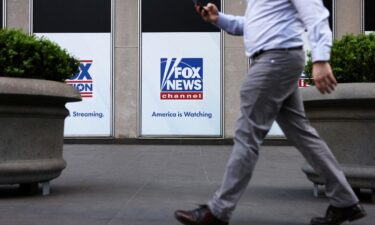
top-left (312, 48), bottom-right (331, 62)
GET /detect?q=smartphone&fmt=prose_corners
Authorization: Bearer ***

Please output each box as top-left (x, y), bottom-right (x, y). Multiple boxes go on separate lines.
top-left (192, 0), bottom-right (208, 16)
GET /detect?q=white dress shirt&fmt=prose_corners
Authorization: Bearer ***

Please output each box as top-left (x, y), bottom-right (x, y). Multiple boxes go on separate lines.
top-left (216, 0), bottom-right (332, 62)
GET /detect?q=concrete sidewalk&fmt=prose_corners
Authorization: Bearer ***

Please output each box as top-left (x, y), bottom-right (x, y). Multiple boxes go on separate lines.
top-left (0, 145), bottom-right (373, 225)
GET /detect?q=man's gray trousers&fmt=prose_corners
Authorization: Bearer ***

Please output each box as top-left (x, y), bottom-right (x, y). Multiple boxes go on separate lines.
top-left (207, 49), bottom-right (359, 222)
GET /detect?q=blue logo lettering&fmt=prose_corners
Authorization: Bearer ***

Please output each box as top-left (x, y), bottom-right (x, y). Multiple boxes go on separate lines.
top-left (160, 58), bottom-right (203, 92)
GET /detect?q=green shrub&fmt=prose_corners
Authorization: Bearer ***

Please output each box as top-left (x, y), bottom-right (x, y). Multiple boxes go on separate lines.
top-left (0, 29), bottom-right (80, 82)
top-left (304, 33), bottom-right (375, 83)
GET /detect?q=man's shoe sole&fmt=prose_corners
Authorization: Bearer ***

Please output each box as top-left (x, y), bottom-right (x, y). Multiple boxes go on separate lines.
top-left (311, 210), bottom-right (367, 225)
top-left (348, 210), bottom-right (367, 222)
top-left (174, 212), bottom-right (196, 225)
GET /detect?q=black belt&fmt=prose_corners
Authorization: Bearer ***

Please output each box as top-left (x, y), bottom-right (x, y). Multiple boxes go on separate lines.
top-left (251, 46), bottom-right (303, 59)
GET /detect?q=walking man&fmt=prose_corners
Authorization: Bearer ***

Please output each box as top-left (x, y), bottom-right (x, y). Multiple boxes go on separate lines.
top-left (175, 1), bottom-right (367, 225)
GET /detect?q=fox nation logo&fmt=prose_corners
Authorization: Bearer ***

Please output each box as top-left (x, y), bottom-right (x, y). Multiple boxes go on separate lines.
top-left (66, 60), bottom-right (93, 98)
top-left (160, 58), bottom-right (203, 100)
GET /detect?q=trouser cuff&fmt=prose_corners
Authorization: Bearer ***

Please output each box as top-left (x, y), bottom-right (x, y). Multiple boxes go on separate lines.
top-left (207, 200), bottom-right (230, 222)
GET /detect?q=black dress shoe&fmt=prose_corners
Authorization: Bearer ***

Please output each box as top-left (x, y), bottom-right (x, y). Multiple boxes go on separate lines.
top-left (174, 205), bottom-right (228, 225)
top-left (311, 204), bottom-right (367, 225)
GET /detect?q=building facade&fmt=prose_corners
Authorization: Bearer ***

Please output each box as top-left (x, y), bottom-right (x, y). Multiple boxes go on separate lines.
top-left (1, 0), bottom-right (374, 140)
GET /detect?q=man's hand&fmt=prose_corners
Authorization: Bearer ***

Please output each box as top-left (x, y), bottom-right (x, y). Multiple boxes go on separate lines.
top-left (312, 62), bottom-right (337, 94)
top-left (195, 3), bottom-right (219, 24)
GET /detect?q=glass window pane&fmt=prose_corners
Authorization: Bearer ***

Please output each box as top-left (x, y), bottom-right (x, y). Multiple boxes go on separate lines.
top-left (323, 0), bottom-right (333, 30)
top-left (141, 0), bottom-right (221, 32)
top-left (0, 0), bottom-right (3, 28)
top-left (33, 0), bottom-right (111, 33)
top-left (365, 0), bottom-right (375, 32)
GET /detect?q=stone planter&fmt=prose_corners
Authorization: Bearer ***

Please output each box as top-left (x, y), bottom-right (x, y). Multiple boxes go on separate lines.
top-left (301, 83), bottom-right (375, 201)
top-left (0, 77), bottom-right (81, 194)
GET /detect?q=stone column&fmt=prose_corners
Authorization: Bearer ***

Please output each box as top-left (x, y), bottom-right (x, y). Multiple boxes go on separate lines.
top-left (114, 0), bottom-right (139, 138)
top-left (335, 0), bottom-right (363, 39)
top-left (6, 0), bottom-right (29, 33)
top-left (223, 0), bottom-right (248, 138)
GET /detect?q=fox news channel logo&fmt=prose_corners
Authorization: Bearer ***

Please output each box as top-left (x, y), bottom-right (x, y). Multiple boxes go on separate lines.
top-left (160, 58), bottom-right (203, 100)
top-left (66, 60), bottom-right (93, 98)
